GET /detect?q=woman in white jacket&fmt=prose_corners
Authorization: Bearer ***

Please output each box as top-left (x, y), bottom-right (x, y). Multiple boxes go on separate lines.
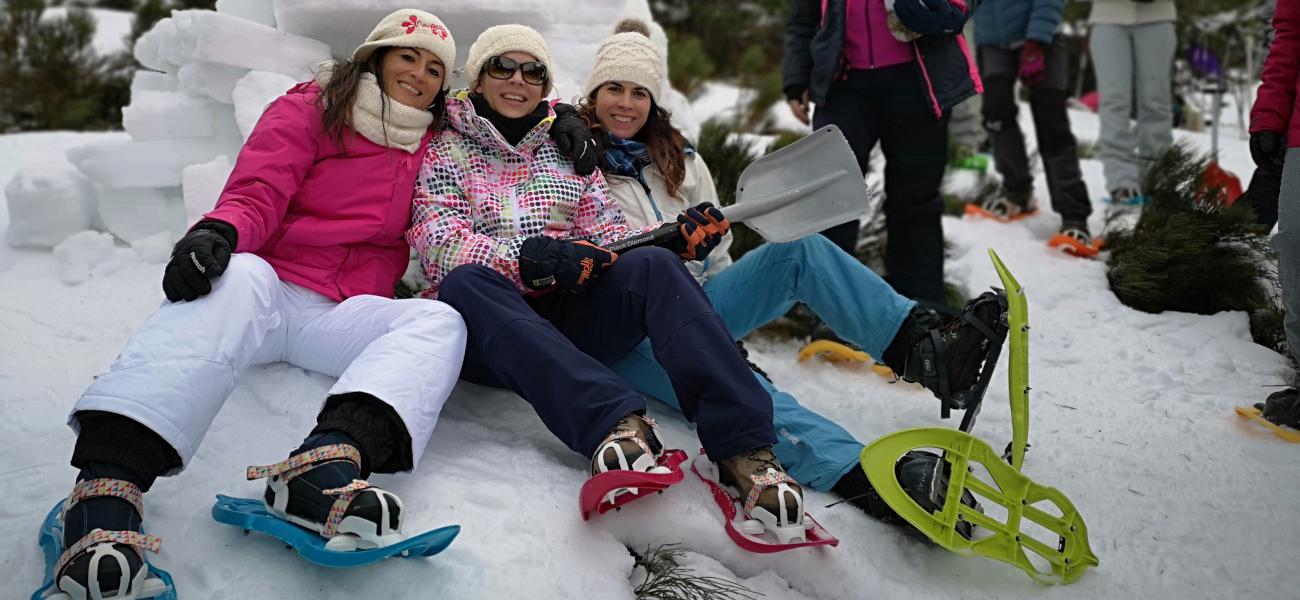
top-left (1089, 0), bottom-right (1177, 212)
top-left (582, 20), bottom-right (1009, 532)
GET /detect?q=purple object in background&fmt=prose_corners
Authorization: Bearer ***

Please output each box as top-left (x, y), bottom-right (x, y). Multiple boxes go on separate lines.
top-left (1187, 45), bottom-right (1222, 79)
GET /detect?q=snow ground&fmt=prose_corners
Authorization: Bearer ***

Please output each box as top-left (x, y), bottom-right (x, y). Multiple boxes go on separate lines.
top-left (3, 100), bottom-right (1299, 599)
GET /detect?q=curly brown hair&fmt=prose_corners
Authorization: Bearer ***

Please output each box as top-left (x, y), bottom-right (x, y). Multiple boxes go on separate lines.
top-left (315, 47), bottom-right (447, 150)
top-left (578, 85), bottom-right (688, 200)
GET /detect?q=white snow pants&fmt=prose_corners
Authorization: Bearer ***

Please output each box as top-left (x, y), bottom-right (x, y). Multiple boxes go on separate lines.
top-left (70, 254), bottom-right (467, 473)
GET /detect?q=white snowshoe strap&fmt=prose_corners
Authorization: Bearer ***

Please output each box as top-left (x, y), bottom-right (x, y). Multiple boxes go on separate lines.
top-left (246, 444), bottom-right (372, 540)
top-left (597, 414), bottom-right (661, 460)
top-left (744, 470), bottom-right (796, 516)
top-left (245, 443), bottom-right (362, 483)
top-left (55, 479), bottom-right (161, 580)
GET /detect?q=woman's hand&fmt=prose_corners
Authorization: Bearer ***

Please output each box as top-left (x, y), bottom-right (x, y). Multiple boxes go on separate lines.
top-left (550, 103), bottom-right (599, 176)
top-left (672, 203), bottom-right (729, 261)
top-left (518, 236), bottom-right (618, 292)
top-left (162, 220), bottom-right (237, 302)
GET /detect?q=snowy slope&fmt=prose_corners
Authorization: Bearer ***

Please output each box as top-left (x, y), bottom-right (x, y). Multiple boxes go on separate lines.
top-left (3, 100), bottom-right (1300, 599)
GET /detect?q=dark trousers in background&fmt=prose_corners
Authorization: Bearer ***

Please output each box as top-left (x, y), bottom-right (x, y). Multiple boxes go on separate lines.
top-left (813, 63), bottom-right (948, 305)
top-left (979, 38), bottom-right (1091, 224)
top-left (437, 247), bottom-right (776, 461)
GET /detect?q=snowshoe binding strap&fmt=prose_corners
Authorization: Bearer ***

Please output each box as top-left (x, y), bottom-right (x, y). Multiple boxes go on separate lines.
top-left (245, 443), bottom-right (362, 483)
top-left (246, 443), bottom-right (386, 540)
top-left (966, 196), bottom-right (1036, 222)
top-left (1047, 227), bottom-right (1103, 258)
top-left (54, 478), bottom-right (162, 592)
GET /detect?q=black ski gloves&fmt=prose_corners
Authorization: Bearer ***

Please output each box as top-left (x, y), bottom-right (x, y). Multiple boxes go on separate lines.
top-left (893, 0), bottom-right (965, 36)
top-left (550, 103), bottom-right (599, 176)
top-left (163, 219), bottom-right (237, 302)
top-left (669, 203), bottom-right (729, 261)
top-left (518, 236), bottom-right (618, 293)
top-left (1250, 131), bottom-right (1285, 172)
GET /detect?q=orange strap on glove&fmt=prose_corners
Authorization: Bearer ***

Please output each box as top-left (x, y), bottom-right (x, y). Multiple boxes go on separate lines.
top-left (519, 236), bottom-right (618, 292)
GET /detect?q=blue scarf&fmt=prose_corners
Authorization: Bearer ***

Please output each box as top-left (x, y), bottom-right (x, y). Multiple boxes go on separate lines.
top-left (602, 134), bottom-right (652, 179)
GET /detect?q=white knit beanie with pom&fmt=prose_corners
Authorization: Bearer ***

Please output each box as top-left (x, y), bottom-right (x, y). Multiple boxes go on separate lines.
top-left (584, 19), bottom-right (663, 100)
top-left (463, 24), bottom-right (554, 96)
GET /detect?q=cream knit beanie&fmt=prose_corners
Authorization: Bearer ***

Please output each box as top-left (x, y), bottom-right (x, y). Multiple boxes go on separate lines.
top-left (463, 24), bottom-right (554, 96)
top-left (353, 9), bottom-right (457, 91)
top-left (584, 19), bottom-right (663, 100)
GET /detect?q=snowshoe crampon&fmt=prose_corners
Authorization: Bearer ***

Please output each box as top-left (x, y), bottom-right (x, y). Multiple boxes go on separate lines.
top-left (580, 449), bottom-right (687, 521)
top-left (210, 495), bottom-right (459, 568)
top-left (796, 340), bottom-right (893, 377)
top-left (33, 499), bottom-right (175, 600)
top-left (861, 428), bottom-right (1097, 584)
top-left (1233, 406), bottom-right (1300, 443)
top-left (690, 455), bottom-right (838, 553)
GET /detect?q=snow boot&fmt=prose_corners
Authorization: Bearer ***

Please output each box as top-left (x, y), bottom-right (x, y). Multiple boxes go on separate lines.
top-left (1255, 387), bottom-right (1300, 429)
top-left (1048, 220), bottom-right (1103, 258)
top-left (884, 294), bottom-right (1009, 418)
top-left (247, 432), bottom-right (403, 552)
top-left (1102, 187), bottom-right (1147, 237)
top-left (965, 195), bottom-right (1038, 223)
top-left (832, 451), bottom-right (979, 540)
top-left (54, 469), bottom-right (161, 600)
top-left (716, 446), bottom-right (806, 544)
top-left (591, 413), bottom-right (664, 476)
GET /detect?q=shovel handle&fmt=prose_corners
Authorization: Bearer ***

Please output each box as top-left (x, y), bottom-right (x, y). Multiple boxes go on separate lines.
top-left (606, 222), bottom-right (681, 254)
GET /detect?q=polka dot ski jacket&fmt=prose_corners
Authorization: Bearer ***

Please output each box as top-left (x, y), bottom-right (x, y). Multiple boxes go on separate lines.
top-left (407, 91), bottom-right (646, 297)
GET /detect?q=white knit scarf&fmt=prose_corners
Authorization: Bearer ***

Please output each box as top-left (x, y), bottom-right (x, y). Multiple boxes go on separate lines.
top-left (316, 65), bottom-right (433, 153)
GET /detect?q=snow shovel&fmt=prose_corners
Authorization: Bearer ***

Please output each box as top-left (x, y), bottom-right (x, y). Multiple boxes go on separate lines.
top-left (605, 125), bottom-right (869, 253)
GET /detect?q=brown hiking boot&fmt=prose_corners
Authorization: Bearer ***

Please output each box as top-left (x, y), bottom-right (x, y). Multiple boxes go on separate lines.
top-left (717, 446), bottom-right (806, 543)
top-left (591, 413), bottom-right (663, 476)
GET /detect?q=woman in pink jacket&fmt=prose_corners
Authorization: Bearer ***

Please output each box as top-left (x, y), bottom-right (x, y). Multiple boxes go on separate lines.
top-left (40, 11), bottom-right (469, 598)
top-left (1251, 0), bottom-right (1300, 429)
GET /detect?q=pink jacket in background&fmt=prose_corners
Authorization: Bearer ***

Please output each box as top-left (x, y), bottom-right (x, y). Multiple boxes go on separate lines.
top-left (205, 82), bottom-right (433, 301)
top-left (1251, 0), bottom-right (1299, 147)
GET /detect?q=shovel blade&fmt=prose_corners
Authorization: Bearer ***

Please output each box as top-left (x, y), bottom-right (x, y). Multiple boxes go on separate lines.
top-left (732, 125), bottom-right (869, 243)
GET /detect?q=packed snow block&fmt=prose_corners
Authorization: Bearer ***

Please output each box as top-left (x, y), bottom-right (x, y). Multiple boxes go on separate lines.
top-left (4, 159), bottom-right (98, 248)
top-left (131, 70), bottom-right (179, 96)
top-left (134, 17), bottom-right (181, 74)
top-left (233, 71), bottom-right (298, 140)
top-left (123, 91), bottom-right (229, 140)
top-left (167, 10), bottom-right (330, 81)
top-left (98, 186), bottom-right (187, 243)
top-left (216, 0), bottom-right (276, 27)
top-left (272, 0), bottom-right (551, 61)
top-left (68, 137), bottom-right (241, 189)
top-left (179, 62), bottom-right (251, 104)
top-left (183, 155), bottom-right (234, 226)
top-left (53, 230), bottom-right (143, 285)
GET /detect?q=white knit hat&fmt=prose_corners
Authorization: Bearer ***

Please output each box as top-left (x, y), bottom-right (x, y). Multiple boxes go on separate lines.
top-left (463, 24), bottom-right (554, 96)
top-left (353, 9), bottom-right (457, 91)
top-left (584, 20), bottom-right (663, 100)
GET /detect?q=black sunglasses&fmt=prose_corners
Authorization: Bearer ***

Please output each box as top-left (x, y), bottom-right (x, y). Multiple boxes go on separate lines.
top-left (485, 55), bottom-right (548, 86)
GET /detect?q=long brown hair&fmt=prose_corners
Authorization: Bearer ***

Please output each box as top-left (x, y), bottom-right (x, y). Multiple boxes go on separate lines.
top-left (315, 47), bottom-right (447, 150)
top-left (579, 88), bottom-right (688, 200)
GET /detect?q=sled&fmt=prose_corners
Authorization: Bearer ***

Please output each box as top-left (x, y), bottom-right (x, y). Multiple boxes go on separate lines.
top-left (32, 500), bottom-right (175, 600)
top-left (690, 456), bottom-right (839, 553)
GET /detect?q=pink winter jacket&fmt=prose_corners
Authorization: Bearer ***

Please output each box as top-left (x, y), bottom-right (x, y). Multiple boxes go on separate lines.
top-left (407, 91), bottom-right (643, 297)
top-left (204, 82), bottom-right (433, 302)
top-left (1250, 0), bottom-right (1300, 147)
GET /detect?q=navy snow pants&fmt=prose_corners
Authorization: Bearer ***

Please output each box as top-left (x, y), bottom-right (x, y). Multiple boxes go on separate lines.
top-left (437, 247), bottom-right (777, 461)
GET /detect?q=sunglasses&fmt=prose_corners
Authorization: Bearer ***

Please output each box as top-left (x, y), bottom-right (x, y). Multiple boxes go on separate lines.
top-left (485, 55), bottom-right (548, 86)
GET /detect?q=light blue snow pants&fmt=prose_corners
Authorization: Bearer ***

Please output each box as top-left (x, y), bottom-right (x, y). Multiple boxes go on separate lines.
top-left (1091, 22), bottom-right (1177, 193)
top-left (609, 235), bottom-right (916, 490)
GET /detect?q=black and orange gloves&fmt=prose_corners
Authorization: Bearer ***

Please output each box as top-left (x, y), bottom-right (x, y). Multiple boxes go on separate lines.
top-left (672, 202), bottom-right (730, 261)
top-left (519, 236), bottom-right (618, 292)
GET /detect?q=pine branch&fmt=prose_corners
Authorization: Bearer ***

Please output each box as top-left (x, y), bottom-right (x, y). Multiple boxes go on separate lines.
top-left (630, 544), bottom-right (763, 600)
